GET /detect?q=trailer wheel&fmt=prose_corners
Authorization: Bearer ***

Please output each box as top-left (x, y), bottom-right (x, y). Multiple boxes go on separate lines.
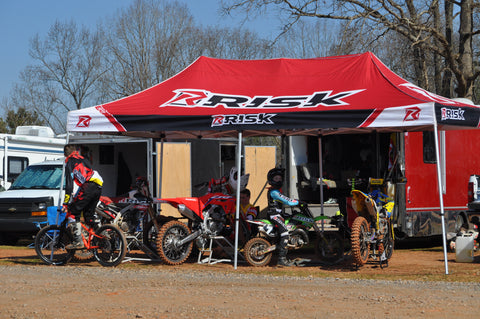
top-left (454, 214), bottom-right (468, 234)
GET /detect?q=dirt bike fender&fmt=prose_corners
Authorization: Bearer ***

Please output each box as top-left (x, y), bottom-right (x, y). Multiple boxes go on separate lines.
top-left (158, 197), bottom-right (203, 219)
top-left (247, 219), bottom-right (271, 226)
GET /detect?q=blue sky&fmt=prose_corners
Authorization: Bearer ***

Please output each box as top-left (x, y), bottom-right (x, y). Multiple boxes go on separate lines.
top-left (0, 0), bottom-right (278, 102)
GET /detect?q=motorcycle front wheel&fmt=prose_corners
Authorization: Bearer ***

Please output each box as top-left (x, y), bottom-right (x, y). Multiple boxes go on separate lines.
top-left (243, 237), bottom-right (273, 267)
top-left (315, 231), bottom-right (344, 265)
top-left (34, 225), bottom-right (75, 266)
top-left (156, 220), bottom-right (193, 265)
top-left (351, 216), bottom-right (370, 266)
top-left (380, 220), bottom-right (394, 268)
top-left (93, 224), bottom-right (127, 267)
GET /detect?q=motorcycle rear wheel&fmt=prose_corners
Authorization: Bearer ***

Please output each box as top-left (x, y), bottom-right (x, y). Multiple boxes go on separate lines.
top-left (351, 216), bottom-right (370, 266)
top-left (156, 220), bottom-right (193, 265)
top-left (315, 231), bottom-right (344, 265)
top-left (244, 237), bottom-right (273, 267)
top-left (143, 219), bottom-right (162, 255)
top-left (93, 224), bottom-right (127, 267)
top-left (34, 225), bottom-right (74, 266)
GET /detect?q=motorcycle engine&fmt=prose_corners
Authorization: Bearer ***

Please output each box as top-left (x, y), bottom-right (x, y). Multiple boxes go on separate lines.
top-left (204, 205), bottom-right (229, 236)
top-left (119, 209), bottom-right (142, 234)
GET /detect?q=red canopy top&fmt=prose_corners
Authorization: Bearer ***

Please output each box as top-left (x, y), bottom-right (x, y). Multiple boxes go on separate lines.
top-left (67, 52), bottom-right (480, 137)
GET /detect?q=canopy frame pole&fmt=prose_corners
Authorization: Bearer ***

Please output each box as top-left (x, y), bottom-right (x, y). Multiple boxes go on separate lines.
top-left (433, 123), bottom-right (449, 275)
top-left (234, 131), bottom-right (243, 269)
top-left (318, 136), bottom-right (325, 231)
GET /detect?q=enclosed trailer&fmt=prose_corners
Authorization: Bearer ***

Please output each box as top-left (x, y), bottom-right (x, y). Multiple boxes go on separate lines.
top-left (288, 128), bottom-right (480, 241)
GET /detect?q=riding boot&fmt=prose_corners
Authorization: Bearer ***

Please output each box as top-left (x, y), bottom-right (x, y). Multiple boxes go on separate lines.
top-left (276, 237), bottom-right (293, 267)
top-left (66, 222), bottom-right (85, 250)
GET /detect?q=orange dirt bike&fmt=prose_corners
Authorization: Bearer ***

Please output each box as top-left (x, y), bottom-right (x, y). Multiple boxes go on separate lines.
top-left (34, 208), bottom-right (127, 267)
top-left (350, 178), bottom-right (395, 268)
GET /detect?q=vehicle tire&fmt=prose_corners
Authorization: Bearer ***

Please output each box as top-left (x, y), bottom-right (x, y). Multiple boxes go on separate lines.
top-left (93, 224), bottom-right (127, 267)
top-left (351, 216), bottom-right (370, 266)
top-left (72, 249), bottom-right (95, 262)
top-left (243, 237), bottom-right (272, 267)
top-left (156, 220), bottom-right (193, 265)
top-left (34, 225), bottom-right (74, 266)
top-left (383, 220), bottom-right (394, 261)
top-left (143, 219), bottom-right (161, 255)
top-left (455, 214), bottom-right (468, 233)
top-left (315, 231), bottom-right (344, 265)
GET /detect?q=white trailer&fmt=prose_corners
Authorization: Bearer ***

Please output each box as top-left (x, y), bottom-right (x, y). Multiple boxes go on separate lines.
top-left (0, 126), bottom-right (66, 189)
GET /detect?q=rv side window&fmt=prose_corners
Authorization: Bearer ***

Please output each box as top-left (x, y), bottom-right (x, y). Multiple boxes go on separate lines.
top-left (6, 156), bottom-right (29, 182)
top-left (423, 131), bottom-right (436, 164)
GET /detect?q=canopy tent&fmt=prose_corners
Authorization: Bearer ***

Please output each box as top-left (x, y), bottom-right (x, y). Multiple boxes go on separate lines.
top-left (67, 52), bottom-right (480, 272)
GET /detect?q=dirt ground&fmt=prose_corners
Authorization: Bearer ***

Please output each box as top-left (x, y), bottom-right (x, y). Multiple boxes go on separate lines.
top-left (1, 242), bottom-right (480, 318)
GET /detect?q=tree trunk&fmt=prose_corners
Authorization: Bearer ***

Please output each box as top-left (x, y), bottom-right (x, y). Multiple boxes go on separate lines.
top-left (457, 0), bottom-right (474, 99)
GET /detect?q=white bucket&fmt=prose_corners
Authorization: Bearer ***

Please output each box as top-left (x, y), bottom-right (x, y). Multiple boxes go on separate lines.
top-left (455, 233), bottom-right (474, 263)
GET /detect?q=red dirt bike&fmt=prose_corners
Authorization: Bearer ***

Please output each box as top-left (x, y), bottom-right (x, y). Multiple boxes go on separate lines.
top-left (94, 179), bottom-right (175, 259)
top-left (156, 169), bottom-right (250, 265)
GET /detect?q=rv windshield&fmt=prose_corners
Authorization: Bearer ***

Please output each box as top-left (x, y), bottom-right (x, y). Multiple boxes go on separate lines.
top-left (10, 165), bottom-right (63, 190)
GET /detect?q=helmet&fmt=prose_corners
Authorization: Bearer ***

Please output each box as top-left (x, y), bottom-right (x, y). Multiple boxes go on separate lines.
top-left (267, 167), bottom-right (284, 188)
top-left (228, 167), bottom-right (250, 193)
top-left (135, 176), bottom-right (148, 189)
top-left (135, 176), bottom-right (149, 197)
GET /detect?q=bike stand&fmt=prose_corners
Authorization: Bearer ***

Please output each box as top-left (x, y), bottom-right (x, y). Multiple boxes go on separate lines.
top-left (198, 236), bottom-right (243, 265)
top-left (122, 233), bottom-right (161, 263)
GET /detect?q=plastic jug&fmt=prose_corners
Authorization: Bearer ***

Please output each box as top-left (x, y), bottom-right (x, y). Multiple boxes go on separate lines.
top-left (455, 232), bottom-right (474, 263)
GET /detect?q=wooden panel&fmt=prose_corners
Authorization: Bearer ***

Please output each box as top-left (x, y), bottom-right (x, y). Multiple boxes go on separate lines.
top-left (244, 146), bottom-right (276, 212)
top-left (156, 142), bottom-right (191, 218)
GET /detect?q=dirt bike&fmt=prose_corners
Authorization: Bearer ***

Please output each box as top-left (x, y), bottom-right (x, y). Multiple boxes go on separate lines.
top-left (34, 207), bottom-right (127, 267)
top-left (94, 183), bottom-right (175, 261)
top-left (156, 193), bottom-right (243, 265)
top-left (155, 169), bottom-right (251, 265)
top-left (243, 202), bottom-right (344, 267)
top-left (350, 178), bottom-right (395, 268)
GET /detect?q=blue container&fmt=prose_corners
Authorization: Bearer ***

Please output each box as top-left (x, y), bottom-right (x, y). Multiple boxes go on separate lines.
top-left (47, 206), bottom-right (65, 225)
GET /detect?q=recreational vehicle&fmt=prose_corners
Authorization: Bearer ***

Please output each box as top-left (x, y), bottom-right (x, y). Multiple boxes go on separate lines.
top-left (0, 126), bottom-right (65, 189)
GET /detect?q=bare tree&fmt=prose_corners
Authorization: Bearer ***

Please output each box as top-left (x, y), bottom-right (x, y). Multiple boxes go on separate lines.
top-left (198, 25), bottom-right (272, 59)
top-left (222, 0), bottom-right (480, 100)
top-left (3, 0), bottom-right (275, 133)
top-left (7, 20), bottom-right (106, 132)
top-left (99, 0), bottom-right (197, 99)
top-left (273, 19), bottom-right (341, 58)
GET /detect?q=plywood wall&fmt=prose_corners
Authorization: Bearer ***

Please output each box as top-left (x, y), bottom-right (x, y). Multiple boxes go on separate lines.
top-left (156, 142), bottom-right (191, 218)
top-left (244, 146), bottom-right (276, 212)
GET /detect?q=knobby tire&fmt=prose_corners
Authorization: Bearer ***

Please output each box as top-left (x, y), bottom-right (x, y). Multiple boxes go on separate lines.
top-left (156, 220), bottom-right (193, 265)
top-left (351, 216), bottom-right (370, 266)
top-left (244, 237), bottom-right (272, 267)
